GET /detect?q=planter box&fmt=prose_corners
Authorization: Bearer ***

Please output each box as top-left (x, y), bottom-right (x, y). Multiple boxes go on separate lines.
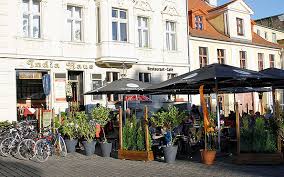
top-left (118, 149), bottom-right (154, 161)
top-left (234, 153), bottom-right (283, 165)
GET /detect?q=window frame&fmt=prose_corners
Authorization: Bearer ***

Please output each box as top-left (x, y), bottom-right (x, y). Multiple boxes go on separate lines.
top-left (269, 54), bottom-right (275, 68)
top-left (258, 53), bottom-right (264, 71)
top-left (217, 49), bottom-right (225, 64)
top-left (22, 0), bottom-right (41, 38)
top-left (112, 8), bottom-right (128, 42)
top-left (199, 47), bottom-right (208, 68)
top-left (137, 16), bottom-right (150, 48)
top-left (239, 51), bottom-right (247, 69)
top-left (91, 74), bottom-right (103, 100)
top-left (272, 33), bottom-right (277, 43)
top-left (195, 15), bottom-right (203, 30)
top-left (165, 21), bottom-right (177, 51)
top-left (67, 5), bottom-right (83, 42)
top-left (236, 18), bottom-right (244, 36)
top-left (139, 72), bottom-right (151, 83)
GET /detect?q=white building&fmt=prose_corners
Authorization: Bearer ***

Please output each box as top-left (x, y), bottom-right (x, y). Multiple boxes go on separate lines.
top-left (0, 0), bottom-right (189, 122)
top-left (188, 0), bottom-right (284, 115)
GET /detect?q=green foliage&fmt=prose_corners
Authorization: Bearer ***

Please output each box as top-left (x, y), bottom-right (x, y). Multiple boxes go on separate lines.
top-left (0, 121), bottom-right (12, 129)
top-left (92, 106), bottom-right (111, 126)
top-left (150, 105), bottom-right (185, 144)
top-left (122, 117), bottom-right (146, 151)
top-left (240, 116), bottom-right (277, 153)
top-left (206, 131), bottom-right (217, 151)
top-left (92, 106), bottom-right (111, 143)
top-left (61, 115), bottom-right (78, 140)
top-left (76, 112), bottom-right (96, 143)
top-left (136, 121), bottom-right (145, 151)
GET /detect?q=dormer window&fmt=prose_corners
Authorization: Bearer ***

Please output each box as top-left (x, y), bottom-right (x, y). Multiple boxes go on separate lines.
top-left (195, 16), bottom-right (203, 30)
top-left (236, 18), bottom-right (244, 36)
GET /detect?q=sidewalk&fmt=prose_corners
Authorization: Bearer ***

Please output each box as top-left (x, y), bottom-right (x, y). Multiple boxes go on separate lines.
top-left (0, 153), bottom-right (283, 177)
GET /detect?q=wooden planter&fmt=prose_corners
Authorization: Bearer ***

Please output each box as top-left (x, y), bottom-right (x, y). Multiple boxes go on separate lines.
top-left (118, 107), bottom-right (154, 161)
top-left (118, 149), bottom-right (154, 161)
top-left (234, 153), bottom-right (283, 165)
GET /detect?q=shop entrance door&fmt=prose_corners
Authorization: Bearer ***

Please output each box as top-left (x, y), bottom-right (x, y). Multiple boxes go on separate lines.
top-left (68, 71), bottom-right (84, 107)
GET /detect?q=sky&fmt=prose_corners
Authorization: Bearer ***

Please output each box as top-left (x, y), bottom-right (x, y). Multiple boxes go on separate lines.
top-left (218, 0), bottom-right (284, 19)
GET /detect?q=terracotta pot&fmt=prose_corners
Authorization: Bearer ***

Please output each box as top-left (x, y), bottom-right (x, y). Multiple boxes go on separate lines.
top-left (200, 149), bottom-right (216, 165)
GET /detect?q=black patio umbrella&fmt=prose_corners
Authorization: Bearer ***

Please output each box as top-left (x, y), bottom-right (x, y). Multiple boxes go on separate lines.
top-left (259, 68), bottom-right (284, 89)
top-left (147, 63), bottom-right (278, 91)
top-left (84, 78), bottom-right (152, 95)
top-left (146, 63), bottom-right (279, 151)
top-left (84, 78), bottom-right (152, 124)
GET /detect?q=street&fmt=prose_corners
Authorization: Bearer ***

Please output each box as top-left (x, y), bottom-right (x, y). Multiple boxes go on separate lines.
top-left (0, 153), bottom-right (283, 177)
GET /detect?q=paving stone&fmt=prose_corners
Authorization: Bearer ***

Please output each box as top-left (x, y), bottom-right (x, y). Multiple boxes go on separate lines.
top-left (0, 153), bottom-right (283, 177)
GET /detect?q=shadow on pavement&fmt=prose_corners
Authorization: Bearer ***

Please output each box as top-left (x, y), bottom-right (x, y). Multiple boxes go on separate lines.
top-left (0, 159), bottom-right (42, 176)
top-left (177, 152), bottom-right (284, 177)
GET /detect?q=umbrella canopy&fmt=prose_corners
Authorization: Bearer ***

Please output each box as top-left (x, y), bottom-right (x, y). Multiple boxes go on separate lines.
top-left (147, 63), bottom-right (278, 92)
top-left (259, 68), bottom-right (284, 88)
top-left (125, 95), bottom-right (152, 102)
top-left (84, 78), bottom-right (152, 95)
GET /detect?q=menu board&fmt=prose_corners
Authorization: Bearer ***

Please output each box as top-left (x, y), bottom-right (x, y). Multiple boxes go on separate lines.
top-left (42, 110), bottom-right (52, 128)
top-left (54, 79), bottom-right (66, 102)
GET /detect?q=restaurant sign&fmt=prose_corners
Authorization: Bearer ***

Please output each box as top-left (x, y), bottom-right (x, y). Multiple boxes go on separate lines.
top-left (26, 59), bottom-right (95, 70)
top-left (19, 72), bottom-right (42, 79)
top-left (147, 67), bottom-right (174, 72)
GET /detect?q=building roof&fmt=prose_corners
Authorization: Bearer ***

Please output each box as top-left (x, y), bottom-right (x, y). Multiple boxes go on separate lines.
top-left (207, 0), bottom-right (238, 13)
top-left (188, 0), bottom-right (282, 49)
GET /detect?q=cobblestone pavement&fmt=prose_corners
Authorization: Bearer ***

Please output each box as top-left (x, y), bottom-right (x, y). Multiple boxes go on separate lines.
top-left (0, 153), bottom-right (284, 177)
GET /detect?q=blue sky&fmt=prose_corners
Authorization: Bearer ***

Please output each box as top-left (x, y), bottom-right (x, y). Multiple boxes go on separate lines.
top-left (218, 0), bottom-right (284, 19)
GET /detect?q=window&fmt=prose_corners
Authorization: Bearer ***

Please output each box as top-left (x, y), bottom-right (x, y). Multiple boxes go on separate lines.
top-left (138, 16), bottom-right (149, 48)
top-left (167, 73), bottom-right (177, 80)
top-left (139, 73), bottom-right (151, 83)
top-left (67, 6), bottom-right (82, 41)
top-left (106, 72), bottom-right (120, 101)
top-left (240, 51), bottom-right (247, 69)
top-left (106, 71), bottom-right (119, 82)
top-left (91, 74), bottom-right (102, 100)
top-left (264, 32), bottom-right (268, 40)
top-left (112, 8), bottom-right (127, 42)
top-left (199, 47), bottom-right (208, 68)
top-left (166, 21), bottom-right (177, 51)
top-left (272, 33), bottom-right (277, 43)
top-left (97, 7), bottom-right (101, 43)
top-left (269, 54), bottom-right (275, 68)
top-left (195, 16), bottom-right (203, 30)
top-left (167, 73), bottom-right (177, 101)
top-left (217, 49), bottom-right (225, 64)
top-left (257, 29), bottom-right (260, 35)
top-left (22, 0), bottom-right (41, 38)
top-left (236, 18), bottom-right (244, 36)
top-left (258, 53), bottom-right (264, 71)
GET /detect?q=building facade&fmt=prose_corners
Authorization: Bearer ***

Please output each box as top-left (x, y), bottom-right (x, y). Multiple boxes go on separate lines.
top-left (0, 0), bottom-right (189, 122)
top-left (188, 0), bottom-right (284, 115)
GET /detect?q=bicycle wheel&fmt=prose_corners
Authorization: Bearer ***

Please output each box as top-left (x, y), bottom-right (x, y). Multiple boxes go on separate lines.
top-left (0, 137), bottom-right (13, 157)
top-left (55, 136), bottom-right (67, 157)
top-left (35, 139), bottom-right (50, 162)
top-left (17, 139), bottom-right (36, 160)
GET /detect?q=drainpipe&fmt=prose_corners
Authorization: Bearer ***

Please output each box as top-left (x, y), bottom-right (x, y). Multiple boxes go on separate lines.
top-left (186, 0), bottom-right (190, 72)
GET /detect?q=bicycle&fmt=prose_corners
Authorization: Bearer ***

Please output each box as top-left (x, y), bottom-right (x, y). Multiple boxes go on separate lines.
top-left (35, 127), bottom-right (67, 162)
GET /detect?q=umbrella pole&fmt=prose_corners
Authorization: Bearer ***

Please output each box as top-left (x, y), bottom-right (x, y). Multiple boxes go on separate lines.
top-left (215, 80), bottom-right (221, 152)
top-left (123, 95), bottom-right (126, 124)
top-left (234, 92), bottom-right (236, 112)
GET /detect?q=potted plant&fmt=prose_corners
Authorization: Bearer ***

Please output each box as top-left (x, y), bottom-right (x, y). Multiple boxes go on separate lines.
top-left (77, 112), bottom-right (97, 156)
top-left (150, 105), bottom-right (185, 163)
top-left (61, 115), bottom-right (78, 153)
top-left (200, 113), bottom-right (217, 165)
top-left (92, 105), bottom-right (112, 157)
